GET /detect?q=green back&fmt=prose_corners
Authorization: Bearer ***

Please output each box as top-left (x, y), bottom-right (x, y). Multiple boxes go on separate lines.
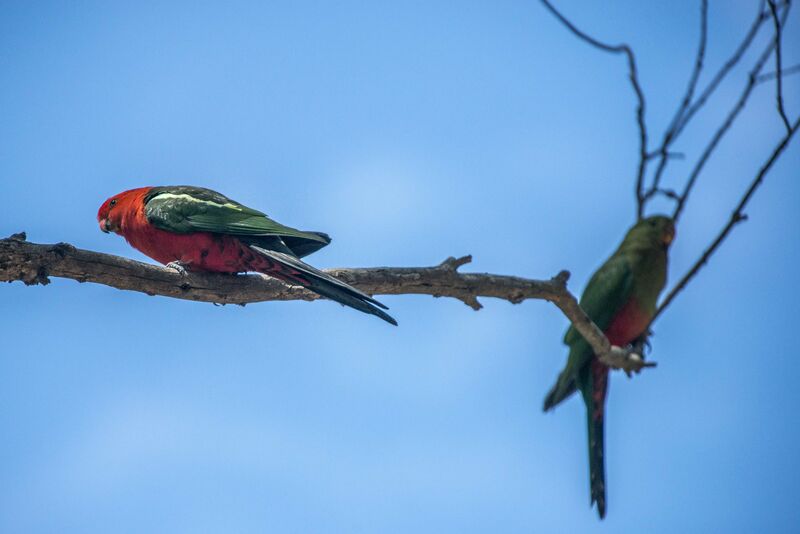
top-left (143, 186), bottom-right (330, 252)
top-left (564, 254), bottom-right (634, 348)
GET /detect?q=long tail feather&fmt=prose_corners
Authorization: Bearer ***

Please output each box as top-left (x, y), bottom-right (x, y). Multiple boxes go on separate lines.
top-left (580, 359), bottom-right (609, 519)
top-left (587, 400), bottom-right (606, 519)
top-left (249, 245), bottom-right (397, 325)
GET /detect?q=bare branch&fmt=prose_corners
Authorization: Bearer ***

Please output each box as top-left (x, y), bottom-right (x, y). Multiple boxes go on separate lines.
top-left (654, 114), bottom-right (800, 324)
top-left (539, 0), bottom-right (649, 220)
top-left (546, 272), bottom-right (654, 373)
top-left (757, 63), bottom-right (800, 82)
top-left (0, 234), bottom-right (556, 306)
top-left (0, 233), bottom-right (650, 373)
top-left (669, 0), bottom-right (709, 139)
top-left (768, 0), bottom-right (792, 132)
top-left (672, 5), bottom-right (788, 223)
top-left (644, 0), bottom-right (708, 204)
top-left (673, 1), bottom-right (771, 138)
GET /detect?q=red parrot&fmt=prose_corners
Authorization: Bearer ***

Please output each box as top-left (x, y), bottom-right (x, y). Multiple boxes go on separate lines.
top-left (97, 185), bottom-right (396, 325)
top-left (543, 215), bottom-right (675, 518)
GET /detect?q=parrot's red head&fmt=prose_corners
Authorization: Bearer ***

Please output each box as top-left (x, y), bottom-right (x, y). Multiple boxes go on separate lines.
top-left (97, 196), bottom-right (120, 234)
top-left (97, 187), bottom-right (151, 235)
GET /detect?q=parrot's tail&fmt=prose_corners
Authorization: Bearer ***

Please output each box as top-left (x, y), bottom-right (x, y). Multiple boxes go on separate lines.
top-left (582, 359), bottom-right (609, 519)
top-left (586, 398), bottom-right (607, 519)
top-left (249, 245), bottom-right (397, 326)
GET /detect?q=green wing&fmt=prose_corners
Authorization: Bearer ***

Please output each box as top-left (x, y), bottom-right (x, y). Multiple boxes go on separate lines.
top-left (143, 186), bottom-right (329, 245)
top-left (564, 253), bottom-right (634, 347)
top-left (544, 253), bottom-right (634, 410)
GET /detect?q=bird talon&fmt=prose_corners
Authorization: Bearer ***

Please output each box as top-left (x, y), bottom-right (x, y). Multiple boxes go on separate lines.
top-left (627, 351), bottom-right (646, 374)
top-left (631, 332), bottom-right (652, 356)
top-left (165, 261), bottom-right (189, 276)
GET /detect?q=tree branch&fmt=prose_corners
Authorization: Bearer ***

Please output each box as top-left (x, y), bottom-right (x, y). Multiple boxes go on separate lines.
top-left (672, 4), bottom-right (789, 223)
top-left (673, 1), bottom-right (771, 138)
top-left (768, 0), bottom-right (792, 133)
top-left (0, 233), bottom-right (651, 373)
top-left (757, 63), bottom-right (800, 82)
top-left (654, 114), bottom-right (800, 324)
top-left (644, 0), bottom-right (708, 205)
top-left (539, 0), bottom-right (649, 220)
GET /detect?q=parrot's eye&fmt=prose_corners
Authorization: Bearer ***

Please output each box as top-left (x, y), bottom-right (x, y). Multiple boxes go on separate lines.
top-left (109, 199), bottom-right (117, 207)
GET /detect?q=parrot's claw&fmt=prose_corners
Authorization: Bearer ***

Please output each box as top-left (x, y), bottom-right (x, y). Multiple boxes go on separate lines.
top-left (624, 353), bottom-right (643, 378)
top-left (630, 331), bottom-right (652, 356)
top-left (165, 261), bottom-right (189, 276)
top-left (605, 345), bottom-right (655, 376)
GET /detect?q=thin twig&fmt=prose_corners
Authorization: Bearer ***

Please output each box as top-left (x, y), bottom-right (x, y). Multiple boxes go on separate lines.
top-left (644, 0), bottom-right (708, 205)
top-left (539, 0), bottom-right (649, 220)
top-left (672, 5), bottom-right (788, 223)
top-left (668, 0), bottom-right (709, 138)
top-left (768, 0), bottom-right (792, 132)
top-left (673, 1), bottom-right (771, 138)
top-left (757, 63), bottom-right (800, 82)
top-left (654, 115), bottom-right (800, 324)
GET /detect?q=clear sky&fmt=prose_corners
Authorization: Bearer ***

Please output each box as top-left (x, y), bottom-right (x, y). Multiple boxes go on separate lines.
top-left (1, 1), bottom-right (798, 532)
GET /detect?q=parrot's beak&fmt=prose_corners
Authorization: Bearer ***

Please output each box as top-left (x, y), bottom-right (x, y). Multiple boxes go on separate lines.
top-left (99, 219), bottom-right (113, 233)
top-left (662, 225), bottom-right (675, 246)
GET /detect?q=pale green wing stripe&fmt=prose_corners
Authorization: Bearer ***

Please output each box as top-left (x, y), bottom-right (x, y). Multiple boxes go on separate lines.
top-left (145, 190), bottom-right (328, 242)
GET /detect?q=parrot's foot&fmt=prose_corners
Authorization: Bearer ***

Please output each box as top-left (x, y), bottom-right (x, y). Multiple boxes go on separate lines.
top-left (630, 331), bottom-right (652, 356)
top-left (605, 345), bottom-right (657, 377)
top-left (165, 261), bottom-right (190, 276)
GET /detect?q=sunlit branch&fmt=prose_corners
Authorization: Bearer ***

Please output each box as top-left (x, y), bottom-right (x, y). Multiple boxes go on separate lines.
top-left (0, 233), bottom-right (653, 374)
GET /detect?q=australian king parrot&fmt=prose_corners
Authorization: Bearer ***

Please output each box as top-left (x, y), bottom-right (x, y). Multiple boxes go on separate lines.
top-left (97, 185), bottom-right (396, 325)
top-left (543, 215), bottom-right (675, 518)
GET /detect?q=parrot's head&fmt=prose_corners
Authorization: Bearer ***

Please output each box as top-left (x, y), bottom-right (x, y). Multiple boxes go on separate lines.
top-left (97, 194), bottom-right (122, 234)
top-left (97, 187), bottom-right (149, 234)
top-left (623, 215), bottom-right (675, 251)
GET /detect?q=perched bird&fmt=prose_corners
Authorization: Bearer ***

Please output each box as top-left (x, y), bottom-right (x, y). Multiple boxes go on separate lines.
top-left (97, 185), bottom-right (396, 325)
top-left (543, 215), bottom-right (675, 518)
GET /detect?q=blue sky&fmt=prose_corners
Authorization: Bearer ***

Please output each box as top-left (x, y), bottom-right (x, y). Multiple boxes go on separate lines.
top-left (1, 1), bottom-right (798, 532)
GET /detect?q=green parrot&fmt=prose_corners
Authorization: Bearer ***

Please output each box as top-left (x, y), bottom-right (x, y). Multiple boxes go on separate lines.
top-left (543, 215), bottom-right (675, 518)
